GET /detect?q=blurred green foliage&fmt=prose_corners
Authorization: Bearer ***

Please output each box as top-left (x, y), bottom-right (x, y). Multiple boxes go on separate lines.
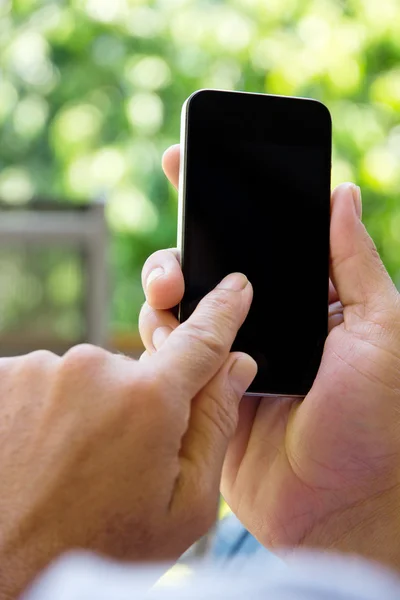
top-left (0, 246), bottom-right (85, 342)
top-left (1, 0), bottom-right (400, 333)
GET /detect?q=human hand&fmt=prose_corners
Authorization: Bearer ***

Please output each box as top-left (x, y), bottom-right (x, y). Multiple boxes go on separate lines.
top-left (0, 275), bottom-right (256, 599)
top-left (140, 145), bottom-right (400, 569)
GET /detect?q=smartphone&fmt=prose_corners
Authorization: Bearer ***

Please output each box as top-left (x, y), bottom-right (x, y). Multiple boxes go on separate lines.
top-left (178, 89), bottom-right (331, 397)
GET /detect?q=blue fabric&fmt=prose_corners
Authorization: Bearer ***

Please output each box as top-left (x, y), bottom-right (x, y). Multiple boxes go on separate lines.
top-left (24, 550), bottom-right (400, 600)
top-left (21, 515), bottom-right (400, 599)
top-left (210, 514), bottom-right (280, 572)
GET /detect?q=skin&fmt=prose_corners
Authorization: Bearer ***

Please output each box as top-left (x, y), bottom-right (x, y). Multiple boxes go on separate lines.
top-left (140, 145), bottom-right (400, 569)
top-left (0, 274), bottom-right (257, 599)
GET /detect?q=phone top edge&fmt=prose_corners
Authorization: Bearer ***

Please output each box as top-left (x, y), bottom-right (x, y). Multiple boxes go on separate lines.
top-left (183, 88), bottom-right (331, 116)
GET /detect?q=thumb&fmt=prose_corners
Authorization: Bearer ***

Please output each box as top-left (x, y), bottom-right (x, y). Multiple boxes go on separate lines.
top-left (330, 183), bottom-right (397, 320)
top-left (148, 272), bottom-right (253, 404)
top-left (175, 353), bottom-right (257, 503)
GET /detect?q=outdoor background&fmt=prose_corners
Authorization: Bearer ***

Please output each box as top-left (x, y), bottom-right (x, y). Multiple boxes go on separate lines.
top-left (1, 0), bottom-right (400, 353)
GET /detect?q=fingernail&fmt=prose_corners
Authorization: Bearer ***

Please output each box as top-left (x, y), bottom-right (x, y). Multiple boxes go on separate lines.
top-left (329, 300), bottom-right (343, 316)
top-left (218, 273), bottom-right (248, 291)
top-left (352, 185), bottom-right (362, 219)
top-left (229, 355), bottom-right (258, 397)
top-left (146, 267), bottom-right (164, 289)
top-left (152, 326), bottom-right (172, 350)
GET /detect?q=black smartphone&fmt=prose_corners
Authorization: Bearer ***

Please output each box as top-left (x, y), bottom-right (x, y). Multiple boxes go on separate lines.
top-left (178, 89), bottom-right (331, 397)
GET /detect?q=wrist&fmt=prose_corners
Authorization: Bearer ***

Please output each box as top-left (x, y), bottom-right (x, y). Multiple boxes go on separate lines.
top-left (0, 514), bottom-right (55, 599)
top-left (303, 489), bottom-right (400, 571)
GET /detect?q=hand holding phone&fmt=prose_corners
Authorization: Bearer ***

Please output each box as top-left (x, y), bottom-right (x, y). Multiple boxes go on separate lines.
top-left (141, 114), bottom-right (400, 568)
top-left (178, 89), bottom-right (332, 397)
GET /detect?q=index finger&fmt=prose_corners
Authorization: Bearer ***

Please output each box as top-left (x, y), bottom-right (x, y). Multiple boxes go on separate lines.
top-left (162, 144), bottom-right (180, 189)
top-left (149, 273), bottom-right (253, 402)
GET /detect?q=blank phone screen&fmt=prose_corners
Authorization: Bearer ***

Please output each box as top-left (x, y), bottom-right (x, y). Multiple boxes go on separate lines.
top-left (180, 91), bottom-right (331, 396)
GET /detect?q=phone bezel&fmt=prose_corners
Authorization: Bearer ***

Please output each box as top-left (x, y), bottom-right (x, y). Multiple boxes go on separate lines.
top-left (178, 89), bottom-right (331, 398)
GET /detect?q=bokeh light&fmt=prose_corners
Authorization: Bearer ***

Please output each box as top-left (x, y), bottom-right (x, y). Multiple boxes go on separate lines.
top-left (1, 0), bottom-right (400, 334)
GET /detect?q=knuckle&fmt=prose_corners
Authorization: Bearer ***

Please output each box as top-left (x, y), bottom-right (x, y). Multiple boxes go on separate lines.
top-left (62, 344), bottom-right (107, 373)
top-left (207, 289), bottom-right (238, 324)
top-left (203, 289), bottom-right (242, 333)
top-left (25, 349), bottom-right (59, 364)
top-left (21, 349), bottom-right (59, 373)
top-left (202, 387), bottom-right (239, 440)
top-left (9, 349), bottom-right (59, 379)
top-left (184, 321), bottom-right (227, 359)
